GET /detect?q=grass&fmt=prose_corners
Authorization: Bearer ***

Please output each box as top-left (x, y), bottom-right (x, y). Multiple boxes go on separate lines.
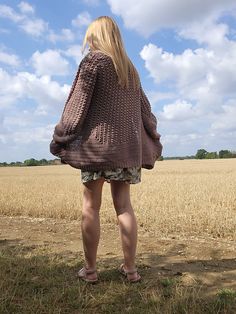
top-left (1, 242), bottom-right (236, 314)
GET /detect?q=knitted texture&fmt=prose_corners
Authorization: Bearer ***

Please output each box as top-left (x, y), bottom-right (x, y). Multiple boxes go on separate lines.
top-left (50, 50), bottom-right (163, 171)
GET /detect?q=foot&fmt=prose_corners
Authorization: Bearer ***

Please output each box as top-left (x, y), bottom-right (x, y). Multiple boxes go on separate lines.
top-left (78, 267), bottom-right (98, 283)
top-left (118, 263), bottom-right (141, 283)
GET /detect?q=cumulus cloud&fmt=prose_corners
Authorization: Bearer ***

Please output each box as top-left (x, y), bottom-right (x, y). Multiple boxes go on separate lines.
top-left (64, 45), bottom-right (84, 65)
top-left (31, 50), bottom-right (70, 76)
top-left (140, 40), bottom-right (236, 100)
top-left (140, 36), bottom-right (236, 154)
top-left (0, 3), bottom-right (47, 37)
top-left (211, 102), bottom-right (236, 132)
top-left (82, 0), bottom-right (100, 6)
top-left (118, 0), bottom-right (235, 155)
top-left (18, 1), bottom-right (34, 14)
top-left (0, 4), bottom-right (23, 23)
top-left (0, 68), bottom-right (25, 107)
top-left (179, 21), bottom-right (229, 47)
top-left (0, 66), bottom-right (70, 160)
top-left (0, 50), bottom-right (20, 67)
top-left (48, 28), bottom-right (75, 43)
top-left (20, 18), bottom-right (47, 37)
top-left (0, 67), bottom-right (70, 110)
top-left (160, 100), bottom-right (199, 121)
top-left (18, 72), bottom-right (70, 111)
top-left (107, 0), bottom-right (236, 36)
top-left (72, 11), bottom-right (92, 28)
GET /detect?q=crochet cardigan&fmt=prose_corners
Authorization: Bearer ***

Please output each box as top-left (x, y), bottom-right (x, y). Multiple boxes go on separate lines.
top-left (50, 50), bottom-right (163, 171)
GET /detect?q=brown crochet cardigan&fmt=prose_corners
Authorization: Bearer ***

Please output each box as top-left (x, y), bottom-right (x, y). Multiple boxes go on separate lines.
top-left (50, 50), bottom-right (163, 171)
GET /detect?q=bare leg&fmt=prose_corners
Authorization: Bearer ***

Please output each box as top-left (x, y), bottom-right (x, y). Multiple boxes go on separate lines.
top-left (110, 180), bottom-right (139, 280)
top-left (81, 177), bottom-right (105, 278)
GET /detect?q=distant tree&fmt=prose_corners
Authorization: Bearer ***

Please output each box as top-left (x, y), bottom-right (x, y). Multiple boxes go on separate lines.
top-left (15, 161), bottom-right (23, 166)
top-left (39, 159), bottom-right (48, 165)
top-left (24, 158), bottom-right (40, 166)
top-left (0, 162), bottom-right (8, 167)
top-left (219, 150), bottom-right (232, 158)
top-left (205, 152), bottom-right (218, 159)
top-left (196, 149), bottom-right (208, 159)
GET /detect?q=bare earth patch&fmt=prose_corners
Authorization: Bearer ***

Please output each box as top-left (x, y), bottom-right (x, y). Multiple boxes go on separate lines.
top-left (1, 215), bottom-right (235, 296)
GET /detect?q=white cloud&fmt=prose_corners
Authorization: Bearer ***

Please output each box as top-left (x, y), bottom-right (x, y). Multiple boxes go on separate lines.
top-left (64, 45), bottom-right (84, 65)
top-left (140, 44), bottom-right (215, 88)
top-left (137, 5), bottom-right (236, 156)
top-left (18, 1), bottom-right (34, 14)
top-left (19, 18), bottom-right (48, 37)
top-left (0, 50), bottom-right (20, 67)
top-left (11, 125), bottom-right (54, 144)
top-left (82, 0), bottom-right (100, 6)
top-left (140, 41), bottom-right (236, 100)
top-left (19, 72), bottom-right (69, 109)
top-left (0, 68), bottom-right (25, 107)
top-left (0, 66), bottom-right (71, 160)
top-left (0, 4), bottom-right (23, 22)
top-left (141, 40), bottom-right (236, 130)
top-left (0, 67), bottom-right (70, 110)
top-left (72, 11), bottom-right (92, 28)
top-left (31, 50), bottom-right (70, 76)
top-left (179, 21), bottom-right (229, 47)
top-left (160, 100), bottom-right (199, 121)
top-left (211, 102), bottom-right (236, 132)
top-left (48, 28), bottom-right (75, 43)
top-left (107, 0), bottom-right (236, 36)
top-left (0, 4), bottom-right (47, 38)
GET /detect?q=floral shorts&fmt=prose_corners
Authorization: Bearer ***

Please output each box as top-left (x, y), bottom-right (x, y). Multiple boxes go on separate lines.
top-left (81, 167), bottom-right (141, 184)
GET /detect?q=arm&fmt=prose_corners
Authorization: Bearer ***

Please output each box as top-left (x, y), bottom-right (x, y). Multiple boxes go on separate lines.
top-left (140, 85), bottom-right (161, 140)
top-left (52, 53), bottom-right (99, 144)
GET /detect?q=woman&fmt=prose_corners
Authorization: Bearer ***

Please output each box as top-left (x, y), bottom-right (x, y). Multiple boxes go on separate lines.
top-left (50, 16), bottom-right (162, 283)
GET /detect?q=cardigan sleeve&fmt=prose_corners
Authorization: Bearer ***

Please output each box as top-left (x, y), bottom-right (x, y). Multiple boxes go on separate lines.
top-left (140, 85), bottom-right (161, 140)
top-left (52, 53), bottom-right (99, 144)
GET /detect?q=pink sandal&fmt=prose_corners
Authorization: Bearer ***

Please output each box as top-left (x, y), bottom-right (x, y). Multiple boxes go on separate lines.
top-left (78, 267), bottom-right (98, 283)
top-left (118, 263), bottom-right (141, 283)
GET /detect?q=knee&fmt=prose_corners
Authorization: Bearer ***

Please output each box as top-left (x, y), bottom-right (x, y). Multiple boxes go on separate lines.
top-left (83, 192), bottom-right (101, 212)
top-left (82, 203), bottom-right (101, 214)
top-left (112, 198), bottom-right (131, 215)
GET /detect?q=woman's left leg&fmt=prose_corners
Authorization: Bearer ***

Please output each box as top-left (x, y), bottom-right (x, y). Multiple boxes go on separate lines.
top-left (81, 177), bottom-right (105, 274)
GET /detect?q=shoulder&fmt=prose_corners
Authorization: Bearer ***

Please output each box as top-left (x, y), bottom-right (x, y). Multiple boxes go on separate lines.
top-left (81, 50), bottom-right (110, 64)
top-left (80, 50), bottom-right (113, 70)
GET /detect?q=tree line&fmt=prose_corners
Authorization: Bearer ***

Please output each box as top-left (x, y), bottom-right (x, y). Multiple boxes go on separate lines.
top-left (195, 149), bottom-right (236, 159)
top-left (0, 158), bottom-right (61, 167)
top-left (0, 149), bottom-right (235, 166)
top-left (163, 149), bottom-right (236, 160)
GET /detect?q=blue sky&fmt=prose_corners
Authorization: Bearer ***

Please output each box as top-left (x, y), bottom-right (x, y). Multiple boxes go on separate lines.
top-left (0, 0), bottom-right (236, 162)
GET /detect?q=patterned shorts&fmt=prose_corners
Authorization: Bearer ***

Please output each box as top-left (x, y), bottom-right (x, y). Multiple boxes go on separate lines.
top-left (81, 167), bottom-right (141, 184)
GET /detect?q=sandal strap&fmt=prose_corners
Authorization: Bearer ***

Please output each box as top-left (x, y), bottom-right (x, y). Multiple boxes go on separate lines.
top-left (126, 268), bottom-right (138, 275)
top-left (121, 264), bottom-right (138, 275)
top-left (84, 267), bottom-right (97, 275)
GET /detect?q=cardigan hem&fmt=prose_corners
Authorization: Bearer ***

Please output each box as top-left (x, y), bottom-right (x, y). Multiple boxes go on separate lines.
top-left (60, 159), bottom-right (154, 171)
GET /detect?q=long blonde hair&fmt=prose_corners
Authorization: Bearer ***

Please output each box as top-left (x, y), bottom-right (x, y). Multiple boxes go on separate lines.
top-left (81, 16), bottom-right (140, 90)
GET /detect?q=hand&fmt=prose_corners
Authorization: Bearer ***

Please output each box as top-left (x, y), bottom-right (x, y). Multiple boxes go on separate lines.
top-left (49, 140), bottom-right (65, 156)
top-left (154, 131), bottom-right (161, 140)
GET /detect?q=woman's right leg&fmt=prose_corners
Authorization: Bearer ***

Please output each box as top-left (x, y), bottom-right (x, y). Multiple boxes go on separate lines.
top-left (110, 180), bottom-right (139, 280)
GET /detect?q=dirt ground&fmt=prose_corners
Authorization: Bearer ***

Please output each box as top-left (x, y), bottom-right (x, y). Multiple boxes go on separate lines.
top-left (1, 215), bottom-right (235, 295)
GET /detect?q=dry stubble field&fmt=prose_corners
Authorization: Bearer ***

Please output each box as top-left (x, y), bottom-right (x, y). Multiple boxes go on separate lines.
top-left (0, 159), bottom-right (236, 313)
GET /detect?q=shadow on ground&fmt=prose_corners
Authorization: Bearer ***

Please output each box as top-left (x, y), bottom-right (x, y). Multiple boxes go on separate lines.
top-left (1, 239), bottom-right (236, 314)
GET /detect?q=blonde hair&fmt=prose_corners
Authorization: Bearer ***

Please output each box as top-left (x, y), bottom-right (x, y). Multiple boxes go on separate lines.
top-left (81, 16), bottom-right (140, 90)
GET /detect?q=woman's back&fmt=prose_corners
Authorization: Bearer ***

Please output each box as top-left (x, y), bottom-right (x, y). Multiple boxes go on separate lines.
top-left (81, 50), bottom-right (141, 145)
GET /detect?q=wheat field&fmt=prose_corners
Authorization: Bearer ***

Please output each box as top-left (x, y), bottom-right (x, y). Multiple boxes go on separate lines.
top-left (1, 159), bottom-right (235, 240)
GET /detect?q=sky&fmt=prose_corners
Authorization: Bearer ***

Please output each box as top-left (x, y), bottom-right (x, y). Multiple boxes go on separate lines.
top-left (0, 0), bottom-right (236, 162)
